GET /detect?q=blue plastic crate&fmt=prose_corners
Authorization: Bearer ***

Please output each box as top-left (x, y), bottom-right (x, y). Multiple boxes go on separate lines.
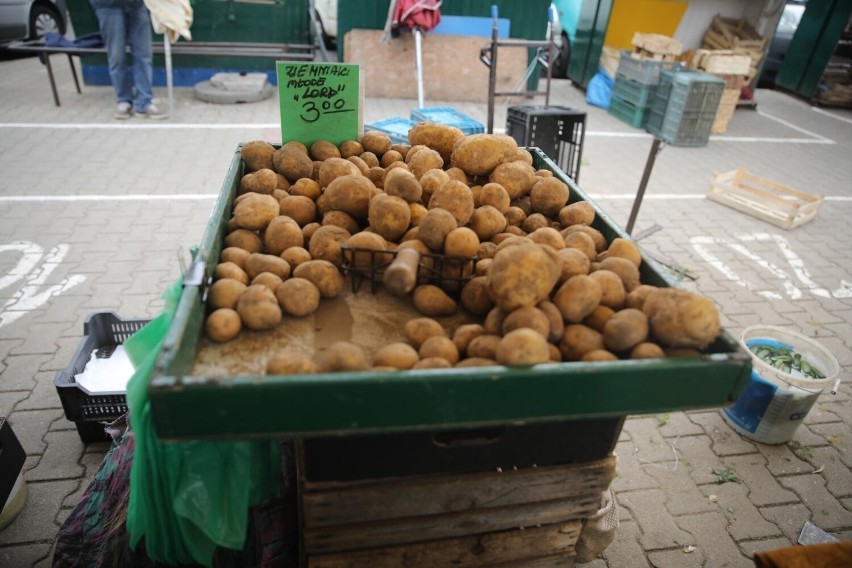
top-left (410, 107), bottom-right (485, 135)
top-left (364, 117), bottom-right (416, 145)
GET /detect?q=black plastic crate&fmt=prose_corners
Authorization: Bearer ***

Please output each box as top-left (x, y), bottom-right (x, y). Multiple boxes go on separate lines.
top-left (506, 105), bottom-right (586, 183)
top-left (54, 312), bottom-right (150, 443)
top-left (301, 417), bottom-right (624, 482)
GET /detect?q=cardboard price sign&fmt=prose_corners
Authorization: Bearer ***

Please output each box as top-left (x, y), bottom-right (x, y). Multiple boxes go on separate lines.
top-left (276, 62), bottom-right (361, 146)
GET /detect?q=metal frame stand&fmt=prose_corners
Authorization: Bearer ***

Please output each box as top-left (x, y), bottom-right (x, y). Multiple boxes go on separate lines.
top-left (625, 136), bottom-right (666, 237)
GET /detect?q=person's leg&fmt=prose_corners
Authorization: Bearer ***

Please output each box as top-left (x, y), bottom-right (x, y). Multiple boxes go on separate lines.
top-left (126, 2), bottom-right (155, 113)
top-left (94, 5), bottom-right (133, 105)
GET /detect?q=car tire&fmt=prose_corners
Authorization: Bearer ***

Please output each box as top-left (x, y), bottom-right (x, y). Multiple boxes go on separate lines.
top-left (29, 4), bottom-right (65, 41)
top-left (552, 33), bottom-right (571, 79)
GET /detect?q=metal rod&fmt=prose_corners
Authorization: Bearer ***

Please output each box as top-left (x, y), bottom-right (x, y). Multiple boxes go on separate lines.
top-left (44, 55), bottom-right (60, 106)
top-left (625, 137), bottom-right (664, 235)
top-left (414, 27), bottom-right (425, 109)
top-left (67, 53), bottom-right (81, 94)
top-left (486, 5), bottom-right (499, 134)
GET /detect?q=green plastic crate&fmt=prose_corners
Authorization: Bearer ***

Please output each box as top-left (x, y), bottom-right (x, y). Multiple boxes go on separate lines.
top-left (147, 147), bottom-right (751, 440)
top-left (612, 76), bottom-right (656, 108)
top-left (608, 95), bottom-right (648, 128)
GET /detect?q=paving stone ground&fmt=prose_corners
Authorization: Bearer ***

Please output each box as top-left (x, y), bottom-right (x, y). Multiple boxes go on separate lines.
top-left (0, 50), bottom-right (850, 566)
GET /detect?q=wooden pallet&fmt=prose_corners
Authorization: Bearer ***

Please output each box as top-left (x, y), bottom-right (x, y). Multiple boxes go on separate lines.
top-left (631, 32), bottom-right (683, 56)
top-left (298, 451), bottom-right (617, 567)
top-left (712, 89), bottom-right (742, 134)
top-left (707, 168), bottom-right (825, 229)
top-left (701, 16), bottom-right (766, 83)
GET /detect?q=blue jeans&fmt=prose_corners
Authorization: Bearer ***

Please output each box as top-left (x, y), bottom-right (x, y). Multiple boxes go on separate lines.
top-left (92, 1), bottom-right (153, 112)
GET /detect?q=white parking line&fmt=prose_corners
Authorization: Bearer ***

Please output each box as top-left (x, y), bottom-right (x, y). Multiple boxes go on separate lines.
top-left (756, 110), bottom-right (834, 142)
top-left (811, 106), bottom-right (852, 125)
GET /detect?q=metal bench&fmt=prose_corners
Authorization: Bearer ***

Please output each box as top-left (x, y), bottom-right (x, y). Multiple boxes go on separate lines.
top-left (7, 39), bottom-right (319, 106)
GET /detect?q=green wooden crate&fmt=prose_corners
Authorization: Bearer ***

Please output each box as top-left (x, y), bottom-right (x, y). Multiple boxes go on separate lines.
top-left (147, 147), bottom-right (751, 440)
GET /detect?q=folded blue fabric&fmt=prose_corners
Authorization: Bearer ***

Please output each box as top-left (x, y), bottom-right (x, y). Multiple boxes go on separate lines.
top-left (44, 32), bottom-right (104, 48)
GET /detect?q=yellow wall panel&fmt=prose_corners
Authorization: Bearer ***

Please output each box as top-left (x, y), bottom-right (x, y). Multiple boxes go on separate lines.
top-left (604, 0), bottom-right (688, 49)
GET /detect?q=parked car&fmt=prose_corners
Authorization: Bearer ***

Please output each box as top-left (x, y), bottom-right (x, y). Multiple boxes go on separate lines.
top-left (758, 0), bottom-right (807, 88)
top-left (313, 0), bottom-right (337, 49)
top-left (0, 0), bottom-right (67, 46)
top-left (550, 0), bottom-right (580, 78)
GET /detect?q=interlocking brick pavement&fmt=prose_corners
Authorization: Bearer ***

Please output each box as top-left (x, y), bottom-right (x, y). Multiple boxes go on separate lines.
top-left (1, 46), bottom-right (850, 566)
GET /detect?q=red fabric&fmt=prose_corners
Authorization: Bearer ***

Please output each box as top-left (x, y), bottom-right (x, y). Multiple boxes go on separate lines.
top-left (392, 0), bottom-right (442, 32)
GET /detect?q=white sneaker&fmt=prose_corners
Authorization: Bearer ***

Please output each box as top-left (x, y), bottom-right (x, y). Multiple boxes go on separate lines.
top-left (135, 103), bottom-right (168, 120)
top-left (114, 101), bottom-right (132, 119)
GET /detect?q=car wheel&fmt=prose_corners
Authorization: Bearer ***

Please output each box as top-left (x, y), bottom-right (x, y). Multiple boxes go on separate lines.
top-left (29, 4), bottom-right (65, 40)
top-left (552, 33), bottom-right (571, 79)
top-left (312, 11), bottom-right (336, 50)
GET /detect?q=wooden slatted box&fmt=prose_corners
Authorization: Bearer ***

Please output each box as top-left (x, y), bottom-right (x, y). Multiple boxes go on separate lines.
top-left (297, 449), bottom-right (617, 568)
top-left (707, 167), bottom-right (825, 229)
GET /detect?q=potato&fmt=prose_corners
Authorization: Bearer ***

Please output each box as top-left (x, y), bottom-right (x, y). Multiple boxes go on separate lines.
top-left (288, 178), bottom-right (321, 201)
top-left (274, 175), bottom-right (291, 192)
top-left (460, 276), bottom-right (494, 316)
top-left (322, 210), bottom-right (360, 235)
top-left (599, 256), bottom-right (641, 292)
top-left (412, 169), bottom-right (443, 201)
top-left (563, 231), bottom-right (597, 261)
top-left (239, 168), bottom-right (278, 195)
top-left (607, 237), bottom-right (642, 267)
top-left (452, 323), bottom-right (485, 356)
top-left (233, 193), bottom-right (280, 231)
top-left (582, 305), bottom-right (615, 333)
top-left (412, 357), bottom-right (453, 369)
top-left (556, 247), bottom-right (591, 283)
top-left (273, 146), bottom-right (314, 182)
top-left (311, 139), bottom-right (341, 161)
top-left (419, 208), bottom-right (458, 251)
top-left (588, 270), bottom-right (626, 309)
top-left (323, 175), bottom-right (375, 219)
top-left (562, 224), bottom-right (607, 253)
top-left (466, 334), bottom-right (501, 359)
top-left (264, 216), bottom-right (304, 256)
top-left (413, 284), bottom-right (457, 316)
top-left (214, 261), bottom-right (250, 285)
top-left (373, 342), bottom-right (420, 369)
top-left (361, 131), bottom-right (393, 156)
top-left (537, 300), bottom-right (565, 343)
top-left (489, 161), bottom-right (537, 199)
top-left (426, 180), bottom-right (473, 226)
top-left (479, 182), bottom-right (511, 213)
top-left (407, 203), bottom-right (428, 228)
top-left (419, 335), bottom-right (459, 365)
top-left (359, 151), bottom-right (380, 168)
top-left (251, 272), bottom-right (284, 292)
top-left (486, 242), bottom-right (561, 312)
top-left (223, 228), bottom-right (263, 253)
top-left (522, 213), bottom-right (550, 234)
top-left (501, 305), bottom-right (550, 337)
top-left (245, 252), bottom-right (290, 280)
top-left (236, 284), bottom-right (282, 330)
top-left (368, 194), bottom-right (412, 242)
top-left (515, 148), bottom-right (534, 165)
top-left (240, 140), bottom-right (275, 172)
top-left (208, 278), bottom-right (247, 310)
top-left (581, 349), bottom-right (618, 362)
top-left (266, 349), bottom-right (318, 374)
top-left (308, 225), bottom-right (351, 266)
top-left (407, 121), bottom-right (465, 163)
top-left (282, 140), bottom-right (308, 154)
top-left (408, 148), bottom-right (444, 180)
top-left (553, 274), bottom-right (602, 323)
top-left (477, 241), bottom-right (498, 260)
top-left (625, 284), bottom-right (657, 310)
top-left (528, 227), bottom-right (564, 250)
top-left (316, 341), bottom-right (370, 372)
top-left (205, 308), bottom-right (242, 342)
top-left (443, 227), bottom-right (480, 258)
top-left (529, 177), bottom-right (570, 217)
top-left (292, 259), bottom-right (344, 298)
top-left (339, 139), bottom-right (365, 158)
top-left (475, 258), bottom-right (493, 277)
top-left (559, 324), bottom-right (604, 361)
top-left (317, 157), bottom-right (362, 188)
top-left (496, 328), bottom-right (550, 366)
top-left (219, 247), bottom-right (251, 269)
top-left (383, 167), bottom-right (423, 203)
top-left (281, 246), bottom-right (311, 268)
top-left (483, 307), bottom-right (505, 336)
top-left (456, 357), bottom-right (499, 368)
top-left (642, 288), bottom-right (720, 349)
top-left (505, 206), bottom-right (527, 227)
top-left (451, 134), bottom-right (519, 177)
top-left (272, 277), bottom-right (320, 317)
top-left (631, 342), bottom-right (665, 359)
top-left (404, 317), bottom-right (447, 349)
top-left (344, 231), bottom-right (392, 271)
top-left (469, 205), bottom-right (508, 241)
top-left (347, 155), bottom-right (370, 174)
top-left (558, 201), bottom-right (595, 227)
top-left (602, 308), bottom-right (649, 352)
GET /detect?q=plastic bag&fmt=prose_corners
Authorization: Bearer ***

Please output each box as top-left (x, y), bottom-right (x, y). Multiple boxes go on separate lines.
top-left (125, 280), bottom-right (280, 567)
top-left (586, 67), bottom-right (614, 109)
top-left (574, 486), bottom-right (619, 563)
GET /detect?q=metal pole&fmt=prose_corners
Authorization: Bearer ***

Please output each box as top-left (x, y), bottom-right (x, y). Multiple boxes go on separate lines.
top-left (414, 27), bottom-right (425, 109)
top-left (486, 5), bottom-right (499, 133)
top-left (625, 137), bottom-right (664, 235)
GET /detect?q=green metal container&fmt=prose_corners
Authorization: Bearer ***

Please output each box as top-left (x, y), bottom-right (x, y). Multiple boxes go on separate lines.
top-left (148, 147), bottom-right (751, 441)
top-left (567, 0), bottom-right (613, 89)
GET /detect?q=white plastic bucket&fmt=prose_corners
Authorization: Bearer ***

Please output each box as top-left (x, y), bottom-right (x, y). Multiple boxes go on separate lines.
top-left (722, 325), bottom-right (840, 445)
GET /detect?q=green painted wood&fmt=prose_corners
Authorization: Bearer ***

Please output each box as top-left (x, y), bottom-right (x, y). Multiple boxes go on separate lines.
top-left (776, 0), bottom-right (852, 98)
top-left (147, 147), bottom-right (751, 441)
top-left (567, 0), bottom-right (613, 89)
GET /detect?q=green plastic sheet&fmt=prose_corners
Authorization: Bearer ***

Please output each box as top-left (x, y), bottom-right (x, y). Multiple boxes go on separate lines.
top-left (125, 280), bottom-right (280, 566)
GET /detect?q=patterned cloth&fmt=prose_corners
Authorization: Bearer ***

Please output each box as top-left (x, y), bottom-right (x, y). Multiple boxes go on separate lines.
top-left (53, 421), bottom-right (298, 568)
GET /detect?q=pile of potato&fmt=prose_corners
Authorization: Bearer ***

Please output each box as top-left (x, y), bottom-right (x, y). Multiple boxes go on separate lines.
top-left (204, 123), bottom-right (721, 373)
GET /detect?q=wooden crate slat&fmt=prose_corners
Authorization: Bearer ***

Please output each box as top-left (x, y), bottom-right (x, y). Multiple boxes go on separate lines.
top-left (303, 494), bottom-right (603, 554)
top-left (739, 171), bottom-right (825, 202)
top-left (303, 457), bottom-right (616, 526)
top-left (307, 522), bottom-right (581, 568)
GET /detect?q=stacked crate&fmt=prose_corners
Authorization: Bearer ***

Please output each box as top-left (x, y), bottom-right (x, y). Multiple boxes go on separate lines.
top-left (691, 50), bottom-right (751, 133)
top-left (701, 16), bottom-right (767, 85)
top-left (608, 51), bottom-right (682, 128)
top-left (645, 70), bottom-right (726, 147)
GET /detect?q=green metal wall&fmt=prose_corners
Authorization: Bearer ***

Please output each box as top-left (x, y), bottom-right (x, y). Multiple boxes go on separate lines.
top-left (567, 0), bottom-right (613, 89)
top-left (776, 0), bottom-right (852, 99)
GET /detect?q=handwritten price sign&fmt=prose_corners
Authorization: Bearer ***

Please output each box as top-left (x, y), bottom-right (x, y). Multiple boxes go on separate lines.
top-left (276, 62), bottom-right (362, 146)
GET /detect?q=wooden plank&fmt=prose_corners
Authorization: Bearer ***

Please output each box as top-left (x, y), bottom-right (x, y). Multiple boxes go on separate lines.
top-left (303, 457), bottom-right (616, 526)
top-left (738, 171), bottom-right (824, 202)
top-left (303, 496), bottom-right (602, 553)
top-left (307, 522), bottom-right (581, 568)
